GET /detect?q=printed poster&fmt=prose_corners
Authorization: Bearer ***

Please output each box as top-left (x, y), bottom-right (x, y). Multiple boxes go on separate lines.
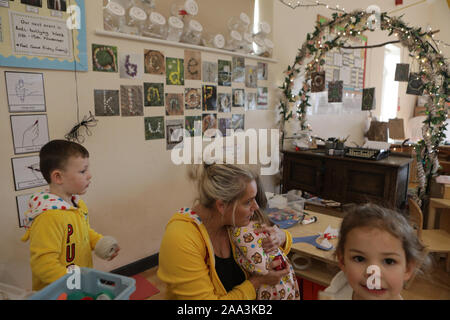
top-left (0, 0), bottom-right (88, 71)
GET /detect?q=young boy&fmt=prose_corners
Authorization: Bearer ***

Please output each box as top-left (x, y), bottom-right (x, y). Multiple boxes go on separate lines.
top-left (21, 140), bottom-right (120, 291)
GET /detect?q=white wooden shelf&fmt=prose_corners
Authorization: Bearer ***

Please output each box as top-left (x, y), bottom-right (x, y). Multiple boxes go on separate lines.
top-left (95, 30), bottom-right (278, 64)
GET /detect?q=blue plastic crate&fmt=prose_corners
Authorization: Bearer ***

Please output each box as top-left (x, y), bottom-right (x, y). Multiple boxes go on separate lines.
top-left (29, 267), bottom-right (136, 300)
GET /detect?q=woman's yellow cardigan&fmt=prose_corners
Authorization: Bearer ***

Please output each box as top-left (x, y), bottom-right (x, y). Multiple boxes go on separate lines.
top-left (157, 208), bottom-right (293, 300)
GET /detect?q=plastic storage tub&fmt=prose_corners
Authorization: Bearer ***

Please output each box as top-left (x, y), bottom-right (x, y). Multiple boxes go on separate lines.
top-left (29, 267), bottom-right (136, 300)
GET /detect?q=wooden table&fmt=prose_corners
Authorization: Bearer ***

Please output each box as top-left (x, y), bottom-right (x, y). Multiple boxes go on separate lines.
top-left (288, 210), bottom-right (342, 286)
top-left (427, 198), bottom-right (450, 229)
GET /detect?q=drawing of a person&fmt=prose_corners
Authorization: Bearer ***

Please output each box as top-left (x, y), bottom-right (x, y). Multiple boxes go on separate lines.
top-left (15, 79), bottom-right (27, 103)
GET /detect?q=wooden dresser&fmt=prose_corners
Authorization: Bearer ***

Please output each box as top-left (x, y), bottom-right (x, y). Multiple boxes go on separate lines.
top-left (282, 150), bottom-right (412, 208)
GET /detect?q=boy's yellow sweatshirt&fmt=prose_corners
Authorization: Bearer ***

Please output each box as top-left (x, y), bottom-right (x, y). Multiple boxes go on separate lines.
top-left (21, 192), bottom-right (103, 291)
top-left (157, 208), bottom-right (293, 300)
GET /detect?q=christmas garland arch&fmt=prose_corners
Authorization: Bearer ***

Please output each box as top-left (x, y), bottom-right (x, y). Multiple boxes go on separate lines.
top-left (279, 10), bottom-right (449, 203)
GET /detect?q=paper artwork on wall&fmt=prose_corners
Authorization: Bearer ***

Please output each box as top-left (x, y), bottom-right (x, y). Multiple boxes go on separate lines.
top-left (232, 88), bottom-right (245, 107)
top-left (144, 83), bottom-right (164, 107)
top-left (217, 93), bottom-right (231, 113)
top-left (245, 65), bottom-right (257, 88)
top-left (10, 114), bottom-right (49, 154)
top-left (245, 92), bottom-right (257, 111)
top-left (218, 118), bottom-right (231, 137)
top-left (257, 87), bottom-right (268, 109)
top-left (231, 114), bottom-right (245, 131)
top-left (394, 63), bottom-right (410, 82)
top-left (184, 50), bottom-right (201, 80)
top-left (184, 88), bottom-right (201, 110)
top-left (20, 0), bottom-right (43, 8)
top-left (166, 57), bottom-right (184, 85)
top-left (202, 85), bottom-right (217, 111)
top-left (185, 116), bottom-right (202, 137)
top-left (218, 60), bottom-right (231, 86)
top-left (406, 73), bottom-right (424, 96)
top-left (5, 71), bottom-right (46, 112)
top-left (202, 113), bottom-right (217, 138)
top-left (166, 118), bottom-right (183, 150)
top-left (16, 193), bottom-right (33, 228)
top-left (92, 44), bottom-right (118, 72)
top-left (203, 61), bottom-right (218, 83)
top-left (144, 49), bottom-right (165, 75)
top-left (361, 87), bottom-right (376, 110)
top-left (165, 93), bottom-right (184, 116)
top-left (232, 57), bottom-right (245, 83)
top-left (11, 155), bottom-right (47, 191)
top-left (311, 72), bottom-right (325, 92)
top-left (120, 85), bottom-right (143, 116)
top-left (257, 62), bottom-right (268, 80)
top-left (332, 69), bottom-right (340, 81)
top-left (119, 53), bottom-right (143, 79)
top-left (144, 116), bottom-right (165, 140)
top-left (47, 0), bottom-right (68, 11)
top-left (94, 89), bottom-right (120, 116)
top-left (328, 80), bottom-right (343, 103)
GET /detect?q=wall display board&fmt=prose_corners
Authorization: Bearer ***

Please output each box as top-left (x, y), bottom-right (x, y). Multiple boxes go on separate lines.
top-left (16, 193), bottom-right (33, 228)
top-left (0, 0), bottom-right (87, 71)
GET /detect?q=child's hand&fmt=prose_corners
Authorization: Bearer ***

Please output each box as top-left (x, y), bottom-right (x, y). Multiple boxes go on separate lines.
top-left (107, 245), bottom-right (120, 261)
top-left (254, 225), bottom-right (287, 254)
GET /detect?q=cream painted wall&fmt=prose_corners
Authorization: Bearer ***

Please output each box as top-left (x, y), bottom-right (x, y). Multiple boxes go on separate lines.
top-left (272, 0), bottom-right (449, 144)
top-left (0, 0), bottom-right (280, 289)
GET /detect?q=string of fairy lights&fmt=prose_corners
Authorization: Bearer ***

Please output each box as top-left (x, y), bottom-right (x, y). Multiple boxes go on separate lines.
top-left (279, 0), bottom-right (347, 12)
top-left (278, 0), bottom-right (450, 54)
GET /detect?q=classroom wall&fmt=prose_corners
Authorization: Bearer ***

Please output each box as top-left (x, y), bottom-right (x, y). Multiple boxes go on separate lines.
top-left (0, 0), bottom-right (279, 289)
top-left (272, 0), bottom-right (449, 144)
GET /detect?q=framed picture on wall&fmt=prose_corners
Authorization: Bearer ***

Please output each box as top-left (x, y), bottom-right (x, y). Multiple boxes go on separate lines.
top-left (11, 155), bottom-right (47, 191)
top-left (94, 89), bottom-right (120, 116)
top-left (16, 193), bottom-right (33, 228)
top-left (144, 116), bottom-right (165, 140)
top-left (5, 71), bottom-right (46, 112)
top-left (10, 114), bottom-right (49, 154)
top-left (166, 119), bottom-right (184, 150)
top-left (165, 93), bottom-right (184, 116)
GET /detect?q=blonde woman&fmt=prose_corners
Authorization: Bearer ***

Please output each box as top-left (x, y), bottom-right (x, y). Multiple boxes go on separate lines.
top-left (158, 163), bottom-right (292, 299)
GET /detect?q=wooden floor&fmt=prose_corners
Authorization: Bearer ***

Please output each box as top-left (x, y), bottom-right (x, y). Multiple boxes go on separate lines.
top-left (141, 257), bottom-right (450, 300)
